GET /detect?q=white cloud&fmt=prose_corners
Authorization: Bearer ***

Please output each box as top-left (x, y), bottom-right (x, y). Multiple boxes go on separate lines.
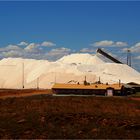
top-left (24, 43), bottom-right (40, 52)
top-left (115, 42), bottom-right (128, 47)
top-left (135, 56), bottom-right (140, 59)
top-left (0, 41), bottom-right (56, 59)
top-left (92, 40), bottom-right (114, 47)
top-left (46, 47), bottom-right (71, 60)
top-left (2, 50), bottom-right (23, 57)
top-left (91, 40), bottom-right (128, 47)
top-left (130, 42), bottom-right (140, 52)
top-left (18, 41), bottom-right (28, 46)
top-left (123, 42), bottom-right (140, 53)
top-left (0, 41), bottom-right (57, 59)
top-left (7, 45), bottom-right (22, 50)
top-left (0, 45), bottom-right (22, 52)
top-left (122, 48), bottom-right (128, 52)
top-left (24, 41), bottom-right (56, 53)
top-left (80, 48), bottom-right (95, 53)
top-left (41, 41), bottom-right (56, 47)
top-left (1, 46), bottom-right (71, 60)
top-left (0, 45), bottom-right (23, 58)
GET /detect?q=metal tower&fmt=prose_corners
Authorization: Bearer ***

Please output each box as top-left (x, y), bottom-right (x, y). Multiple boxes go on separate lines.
top-left (127, 49), bottom-right (131, 67)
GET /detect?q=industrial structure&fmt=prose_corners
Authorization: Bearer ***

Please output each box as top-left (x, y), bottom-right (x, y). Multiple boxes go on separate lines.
top-left (52, 83), bottom-right (125, 96)
top-left (96, 48), bottom-right (123, 64)
top-left (52, 48), bottom-right (137, 96)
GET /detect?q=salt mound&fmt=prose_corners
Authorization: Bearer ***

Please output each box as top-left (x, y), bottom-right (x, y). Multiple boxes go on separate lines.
top-left (57, 53), bottom-right (105, 65)
top-left (0, 54), bottom-right (140, 89)
top-left (77, 63), bottom-right (140, 84)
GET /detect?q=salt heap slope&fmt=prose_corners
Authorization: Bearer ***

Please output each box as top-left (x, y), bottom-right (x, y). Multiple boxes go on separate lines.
top-left (58, 53), bottom-right (105, 65)
top-left (0, 53), bottom-right (140, 89)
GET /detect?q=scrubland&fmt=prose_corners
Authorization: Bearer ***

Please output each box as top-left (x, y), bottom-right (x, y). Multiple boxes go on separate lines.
top-left (0, 95), bottom-right (140, 139)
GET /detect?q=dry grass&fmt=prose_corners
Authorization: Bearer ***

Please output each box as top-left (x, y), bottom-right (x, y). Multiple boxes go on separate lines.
top-left (0, 95), bottom-right (140, 139)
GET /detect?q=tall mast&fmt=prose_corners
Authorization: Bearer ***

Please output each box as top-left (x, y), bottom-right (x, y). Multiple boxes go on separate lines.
top-left (37, 77), bottom-right (39, 89)
top-left (22, 62), bottom-right (24, 89)
top-left (127, 49), bottom-right (131, 67)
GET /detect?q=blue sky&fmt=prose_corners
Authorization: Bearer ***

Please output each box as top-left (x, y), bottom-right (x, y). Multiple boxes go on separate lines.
top-left (0, 1), bottom-right (140, 71)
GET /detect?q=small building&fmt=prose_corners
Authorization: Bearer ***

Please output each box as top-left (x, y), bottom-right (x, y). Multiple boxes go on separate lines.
top-left (52, 83), bottom-right (124, 96)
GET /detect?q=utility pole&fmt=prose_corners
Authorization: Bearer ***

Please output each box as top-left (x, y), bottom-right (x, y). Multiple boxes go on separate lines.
top-left (119, 79), bottom-right (121, 87)
top-left (85, 75), bottom-right (87, 81)
top-left (22, 62), bottom-right (24, 89)
top-left (127, 49), bottom-right (131, 67)
top-left (37, 77), bottom-right (39, 89)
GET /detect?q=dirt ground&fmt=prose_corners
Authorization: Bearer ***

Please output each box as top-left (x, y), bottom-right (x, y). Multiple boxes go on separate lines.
top-left (0, 93), bottom-right (140, 139)
top-left (0, 89), bottom-right (52, 99)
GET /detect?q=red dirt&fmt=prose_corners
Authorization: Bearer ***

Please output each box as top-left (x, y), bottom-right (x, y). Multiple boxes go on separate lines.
top-left (130, 97), bottom-right (140, 101)
top-left (0, 96), bottom-right (140, 139)
top-left (0, 89), bottom-right (52, 99)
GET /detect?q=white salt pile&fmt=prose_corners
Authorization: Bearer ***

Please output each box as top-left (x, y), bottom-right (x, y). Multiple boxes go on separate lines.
top-left (0, 53), bottom-right (140, 89)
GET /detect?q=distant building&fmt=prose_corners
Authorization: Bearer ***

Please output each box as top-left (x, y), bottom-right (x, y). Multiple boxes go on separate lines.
top-left (52, 83), bottom-right (125, 96)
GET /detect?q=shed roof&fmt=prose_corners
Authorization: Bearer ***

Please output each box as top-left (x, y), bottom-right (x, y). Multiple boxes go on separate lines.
top-left (52, 83), bottom-right (123, 90)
